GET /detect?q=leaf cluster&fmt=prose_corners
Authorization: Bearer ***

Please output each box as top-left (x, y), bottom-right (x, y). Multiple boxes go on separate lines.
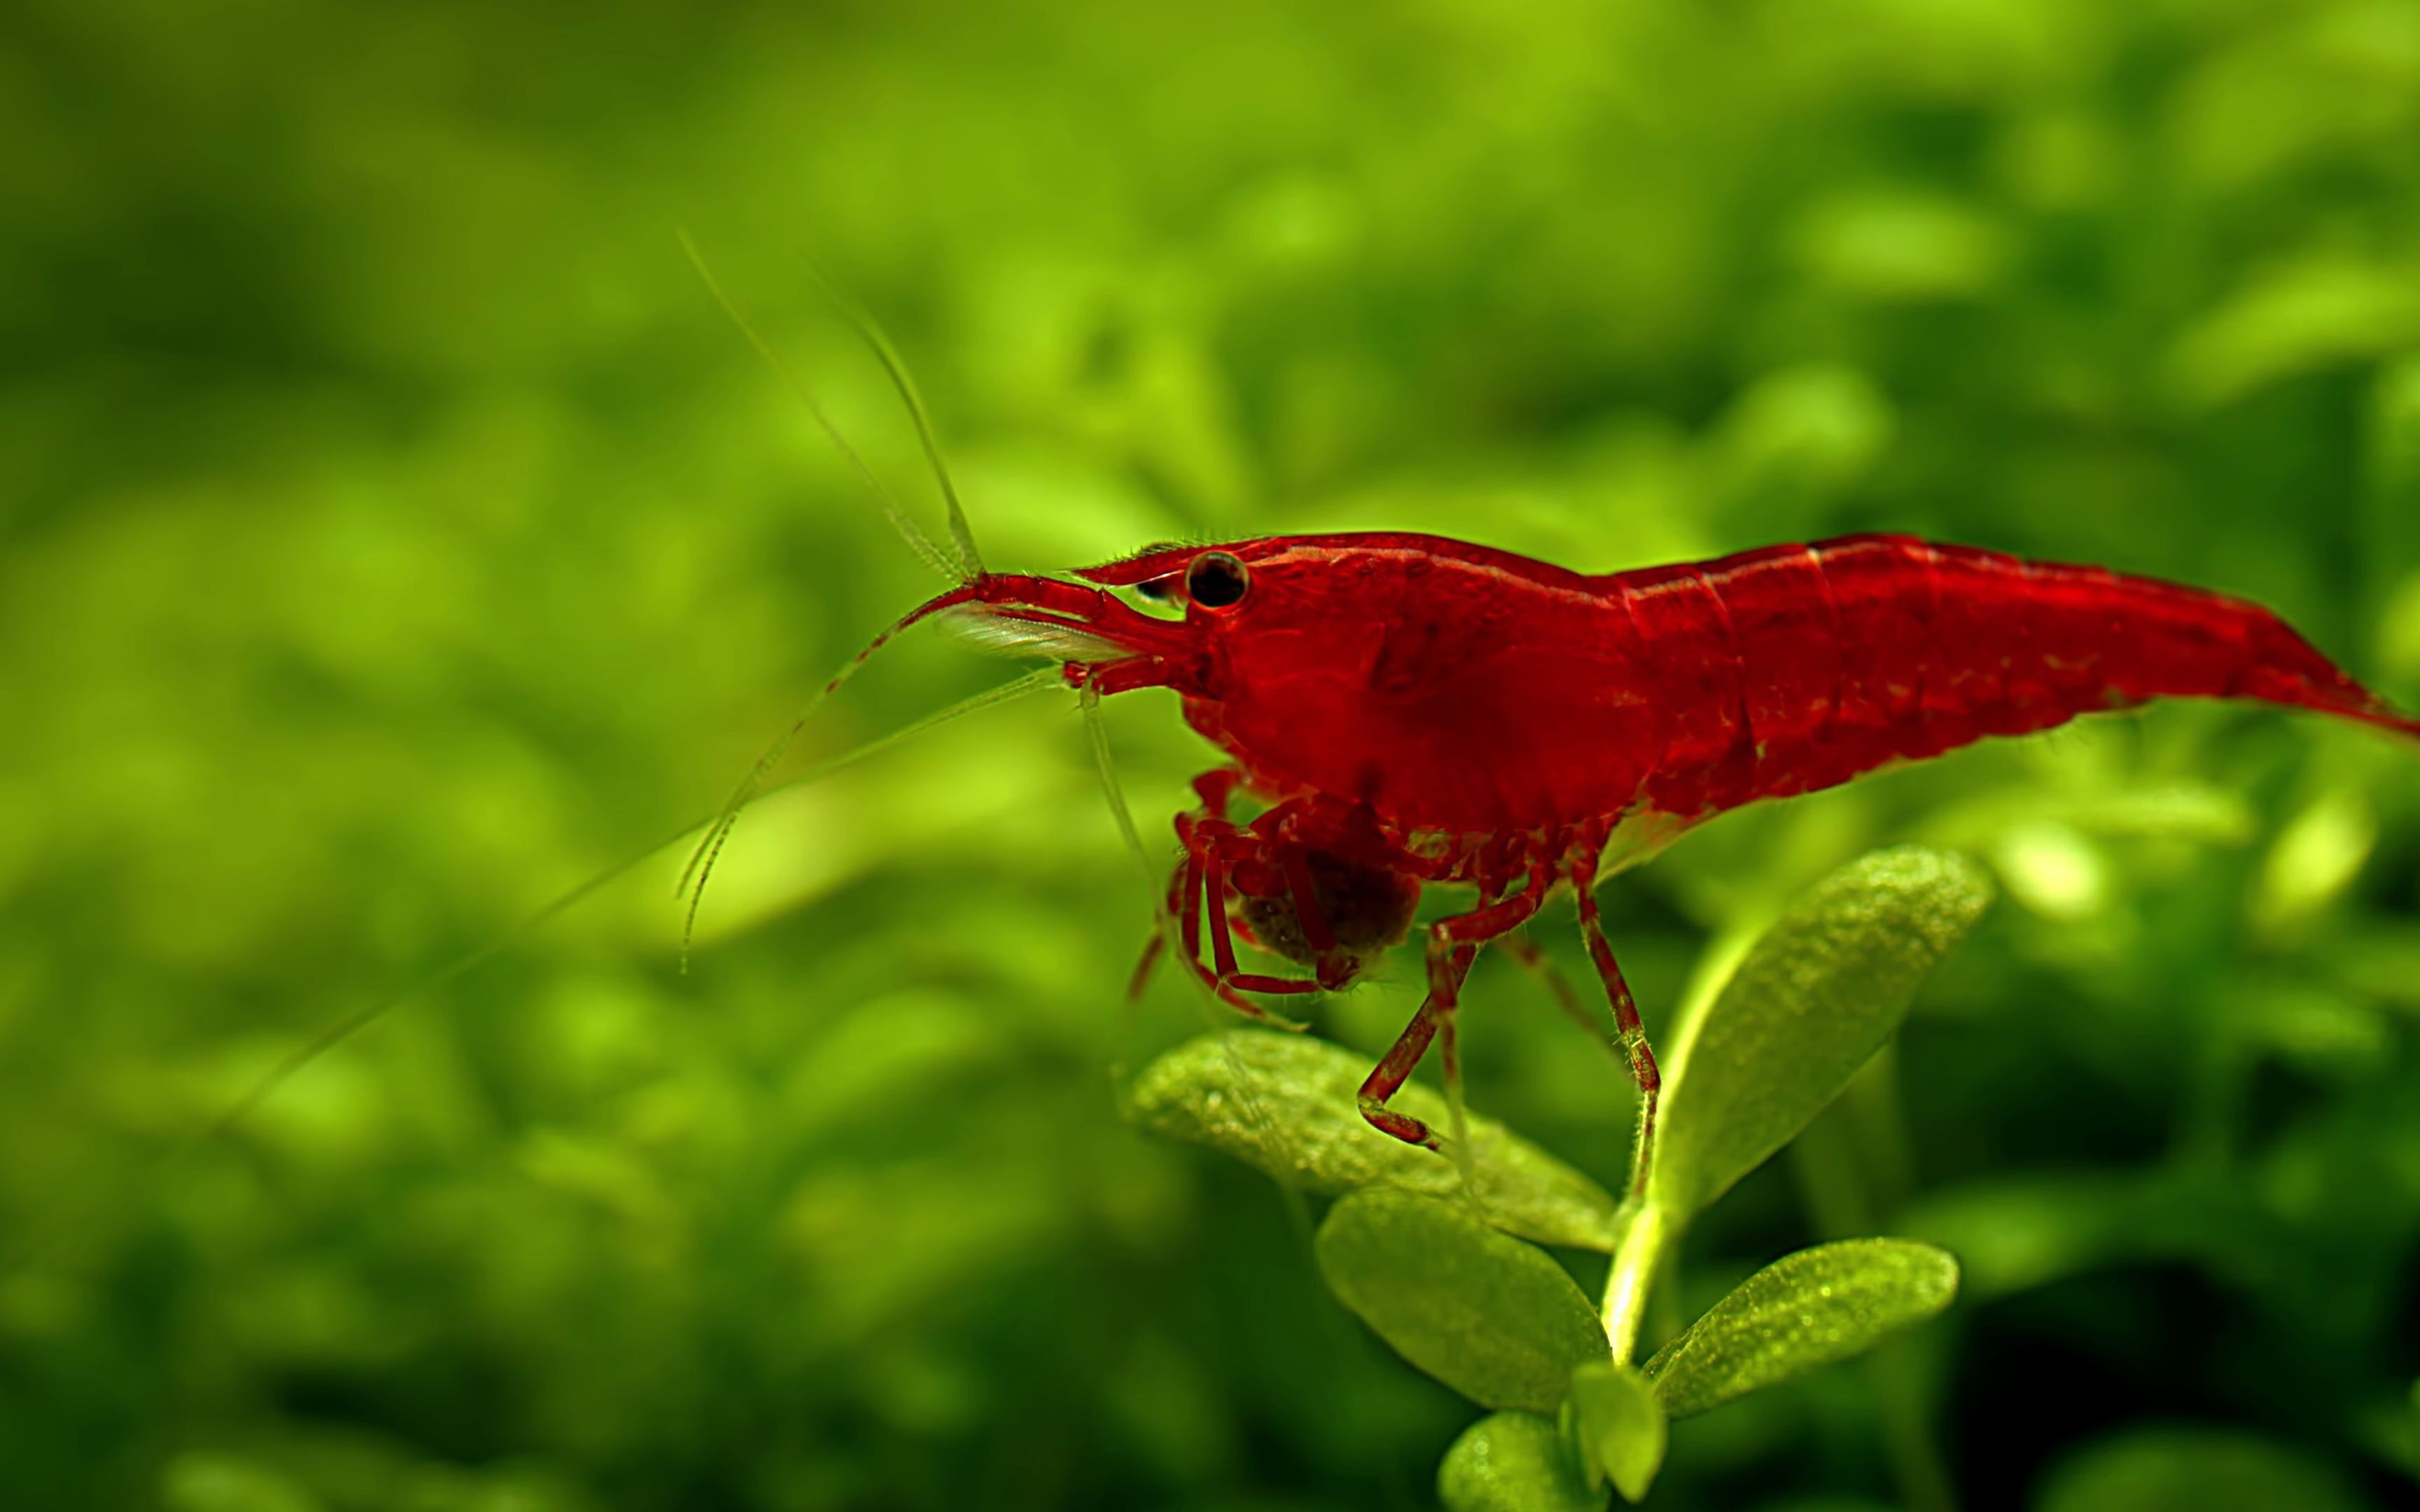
top-left (1136, 846), bottom-right (1992, 1506)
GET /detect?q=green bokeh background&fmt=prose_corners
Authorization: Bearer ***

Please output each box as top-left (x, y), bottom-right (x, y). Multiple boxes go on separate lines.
top-left (7, 1), bottom-right (2420, 1508)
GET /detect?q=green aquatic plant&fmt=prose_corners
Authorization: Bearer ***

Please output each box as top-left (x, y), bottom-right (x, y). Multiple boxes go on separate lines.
top-left (12, 0), bottom-right (2420, 1505)
top-left (1136, 846), bottom-right (1990, 1506)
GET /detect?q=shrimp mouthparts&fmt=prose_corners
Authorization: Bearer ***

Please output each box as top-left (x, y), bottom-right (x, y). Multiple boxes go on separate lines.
top-left (891, 571), bottom-right (1192, 688)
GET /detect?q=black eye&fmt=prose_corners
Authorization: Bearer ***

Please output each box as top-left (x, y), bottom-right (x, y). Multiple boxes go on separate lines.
top-left (1185, 551), bottom-right (1250, 610)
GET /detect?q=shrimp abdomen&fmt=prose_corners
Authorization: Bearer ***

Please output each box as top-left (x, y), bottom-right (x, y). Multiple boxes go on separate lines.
top-left (1901, 535), bottom-right (2418, 735)
top-left (1623, 533), bottom-right (2420, 817)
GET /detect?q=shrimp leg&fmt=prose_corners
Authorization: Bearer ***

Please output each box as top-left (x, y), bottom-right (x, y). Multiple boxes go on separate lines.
top-left (1124, 850), bottom-right (1199, 1003)
top-left (1201, 846), bottom-right (1323, 1000)
top-left (1131, 769), bottom-right (1292, 1007)
top-left (1572, 860), bottom-right (1661, 1200)
top-left (1356, 867), bottom-right (1555, 1158)
top-left (1134, 830), bottom-right (1311, 1023)
top-left (1498, 932), bottom-right (1628, 1069)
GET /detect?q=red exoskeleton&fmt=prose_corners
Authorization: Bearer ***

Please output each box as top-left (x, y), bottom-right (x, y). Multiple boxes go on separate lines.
top-left (790, 530), bottom-right (2420, 1196)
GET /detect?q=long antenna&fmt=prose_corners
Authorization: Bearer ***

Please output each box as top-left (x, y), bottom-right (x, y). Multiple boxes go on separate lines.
top-left (674, 649), bottom-right (1050, 965)
top-left (677, 229), bottom-right (971, 585)
top-left (673, 232), bottom-right (1004, 952)
top-left (800, 257), bottom-right (985, 582)
top-left (4, 667), bottom-right (1059, 1278)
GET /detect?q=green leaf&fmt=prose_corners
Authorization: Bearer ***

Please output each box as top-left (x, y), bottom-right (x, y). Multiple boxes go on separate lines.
top-left (1650, 846), bottom-right (1992, 1217)
top-left (1316, 1191), bottom-right (1610, 1413)
top-left (1438, 1412), bottom-right (1606, 1512)
top-left (2252, 790), bottom-right (2377, 937)
top-left (1896, 1175), bottom-right (2134, 1299)
top-left (1130, 1030), bottom-right (1627, 1251)
top-left (162, 1454), bottom-right (323, 1512)
top-left (2036, 1427), bottom-right (2370, 1512)
top-left (1644, 1238), bottom-right (1959, 1418)
top-left (1568, 1362), bottom-right (1666, 1504)
top-left (1898, 1168), bottom-right (2273, 1302)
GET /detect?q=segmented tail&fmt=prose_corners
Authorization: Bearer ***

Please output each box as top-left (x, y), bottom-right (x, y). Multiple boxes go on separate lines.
top-left (1626, 534), bottom-right (2419, 817)
top-left (1883, 536), bottom-right (2420, 743)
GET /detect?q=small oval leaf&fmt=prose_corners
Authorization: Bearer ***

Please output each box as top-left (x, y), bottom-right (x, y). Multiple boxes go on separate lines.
top-left (2037, 1426), bottom-right (2370, 1512)
top-left (1896, 1174), bottom-right (2135, 1300)
top-left (1569, 1362), bottom-right (1667, 1504)
top-left (1650, 847), bottom-right (1992, 1217)
top-left (1438, 1412), bottom-right (1606, 1512)
top-left (1316, 1191), bottom-right (1611, 1413)
top-left (1644, 1238), bottom-right (1959, 1418)
top-left (1131, 1030), bottom-right (1627, 1250)
top-left (162, 1453), bottom-right (323, 1512)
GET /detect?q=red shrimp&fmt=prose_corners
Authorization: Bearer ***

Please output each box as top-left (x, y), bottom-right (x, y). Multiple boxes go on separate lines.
top-left (875, 531), bottom-right (2420, 1193)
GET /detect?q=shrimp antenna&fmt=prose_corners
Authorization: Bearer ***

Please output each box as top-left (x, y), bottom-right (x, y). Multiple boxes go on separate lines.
top-left (4, 665), bottom-right (1058, 1280)
top-left (798, 255), bottom-right (985, 582)
top-left (672, 589), bottom-right (1015, 967)
top-left (674, 232), bottom-right (1003, 956)
top-left (677, 229), bottom-right (971, 585)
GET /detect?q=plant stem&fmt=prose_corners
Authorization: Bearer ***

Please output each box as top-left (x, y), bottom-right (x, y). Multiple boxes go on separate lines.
top-left (1600, 1198), bottom-right (1674, 1365)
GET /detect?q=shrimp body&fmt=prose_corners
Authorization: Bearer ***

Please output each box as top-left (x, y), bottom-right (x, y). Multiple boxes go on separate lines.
top-left (1081, 531), bottom-right (2419, 838)
top-left (904, 531), bottom-right (2419, 1184)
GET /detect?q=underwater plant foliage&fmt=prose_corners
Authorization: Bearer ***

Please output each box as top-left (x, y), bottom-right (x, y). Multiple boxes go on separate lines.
top-left (6, 0), bottom-right (2420, 1507)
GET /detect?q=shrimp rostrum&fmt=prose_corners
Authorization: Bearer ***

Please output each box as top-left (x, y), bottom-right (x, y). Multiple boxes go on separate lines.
top-left (842, 531), bottom-right (2420, 1194)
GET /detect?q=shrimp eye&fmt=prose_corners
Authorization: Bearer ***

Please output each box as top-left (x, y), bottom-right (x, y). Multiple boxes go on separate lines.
top-left (1185, 551), bottom-right (1250, 610)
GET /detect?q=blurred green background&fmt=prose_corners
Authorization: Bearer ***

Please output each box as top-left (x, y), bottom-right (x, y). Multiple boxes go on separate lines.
top-left (6, 0), bottom-right (2420, 1508)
